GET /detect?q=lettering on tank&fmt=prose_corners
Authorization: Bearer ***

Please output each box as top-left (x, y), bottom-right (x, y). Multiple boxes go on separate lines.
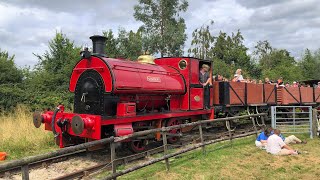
top-left (147, 76), bottom-right (161, 83)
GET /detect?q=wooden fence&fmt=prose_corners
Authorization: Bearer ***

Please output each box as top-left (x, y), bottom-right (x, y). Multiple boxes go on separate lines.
top-left (1, 113), bottom-right (270, 180)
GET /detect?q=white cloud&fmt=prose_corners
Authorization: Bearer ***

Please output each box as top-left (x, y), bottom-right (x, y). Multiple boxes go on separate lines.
top-left (0, 0), bottom-right (319, 67)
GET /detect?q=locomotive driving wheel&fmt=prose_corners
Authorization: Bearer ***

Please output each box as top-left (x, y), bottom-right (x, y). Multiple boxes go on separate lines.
top-left (129, 140), bottom-right (146, 153)
top-left (166, 118), bottom-right (182, 144)
top-left (128, 122), bottom-right (148, 153)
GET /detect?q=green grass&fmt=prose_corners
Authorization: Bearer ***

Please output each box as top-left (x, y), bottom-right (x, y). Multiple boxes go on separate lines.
top-left (99, 134), bottom-right (320, 180)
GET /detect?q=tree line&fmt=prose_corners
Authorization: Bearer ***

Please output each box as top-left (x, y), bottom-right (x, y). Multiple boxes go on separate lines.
top-left (1, 0), bottom-right (320, 111)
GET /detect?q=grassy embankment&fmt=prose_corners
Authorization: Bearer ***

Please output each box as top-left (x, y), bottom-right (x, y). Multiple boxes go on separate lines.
top-left (100, 134), bottom-right (320, 180)
top-left (0, 106), bottom-right (57, 160)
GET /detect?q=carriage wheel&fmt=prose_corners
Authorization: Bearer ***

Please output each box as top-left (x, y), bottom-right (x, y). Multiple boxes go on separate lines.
top-left (166, 118), bottom-right (182, 144)
top-left (226, 110), bottom-right (240, 130)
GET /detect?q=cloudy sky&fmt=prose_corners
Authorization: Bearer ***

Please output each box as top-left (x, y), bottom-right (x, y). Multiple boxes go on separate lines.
top-left (0, 0), bottom-right (319, 67)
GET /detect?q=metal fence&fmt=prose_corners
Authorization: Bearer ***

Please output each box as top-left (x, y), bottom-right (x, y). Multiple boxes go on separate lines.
top-left (316, 109), bottom-right (320, 136)
top-left (271, 106), bottom-right (313, 138)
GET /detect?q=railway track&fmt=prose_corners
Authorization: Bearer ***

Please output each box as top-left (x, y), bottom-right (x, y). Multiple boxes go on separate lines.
top-left (53, 123), bottom-right (262, 180)
top-left (0, 121), bottom-right (265, 180)
top-left (0, 150), bottom-right (87, 179)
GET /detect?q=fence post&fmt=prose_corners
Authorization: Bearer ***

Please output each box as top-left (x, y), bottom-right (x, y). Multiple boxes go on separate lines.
top-left (110, 141), bottom-right (117, 180)
top-left (312, 109), bottom-right (318, 138)
top-left (21, 165), bottom-right (29, 180)
top-left (198, 124), bottom-right (205, 154)
top-left (251, 117), bottom-right (258, 137)
top-left (162, 132), bottom-right (170, 171)
top-left (227, 120), bottom-right (233, 143)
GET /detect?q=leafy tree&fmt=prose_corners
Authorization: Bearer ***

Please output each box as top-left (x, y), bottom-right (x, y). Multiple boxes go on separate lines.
top-left (134, 0), bottom-right (188, 56)
top-left (103, 30), bottom-right (120, 58)
top-left (212, 30), bottom-right (250, 67)
top-left (0, 49), bottom-right (23, 84)
top-left (0, 49), bottom-right (25, 110)
top-left (117, 28), bottom-right (143, 60)
top-left (103, 28), bottom-right (143, 60)
top-left (254, 40), bottom-right (273, 58)
top-left (299, 49), bottom-right (320, 80)
top-left (252, 40), bottom-right (305, 82)
top-left (188, 20), bottom-right (215, 59)
top-left (210, 30), bottom-right (253, 78)
top-left (26, 32), bottom-right (81, 110)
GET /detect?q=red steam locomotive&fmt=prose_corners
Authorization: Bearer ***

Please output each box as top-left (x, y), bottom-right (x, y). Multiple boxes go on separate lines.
top-left (33, 35), bottom-right (320, 152)
top-left (33, 35), bottom-right (215, 152)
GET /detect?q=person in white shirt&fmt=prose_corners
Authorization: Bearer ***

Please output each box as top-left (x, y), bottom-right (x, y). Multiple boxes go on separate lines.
top-left (232, 69), bottom-right (245, 82)
top-left (266, 129), bottom-right (298, 156)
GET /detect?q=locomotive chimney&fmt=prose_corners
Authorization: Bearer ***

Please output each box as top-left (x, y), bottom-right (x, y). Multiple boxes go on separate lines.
top-left (90, 35), bottom-right (107, 56)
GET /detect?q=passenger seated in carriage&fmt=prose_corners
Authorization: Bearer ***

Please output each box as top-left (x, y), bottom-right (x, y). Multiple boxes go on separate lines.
top-left (232, 69), bottom-right (245, 82)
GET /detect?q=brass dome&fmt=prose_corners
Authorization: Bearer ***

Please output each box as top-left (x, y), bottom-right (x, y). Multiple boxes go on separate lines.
top-left (137, 52), bottom-right (155, 64)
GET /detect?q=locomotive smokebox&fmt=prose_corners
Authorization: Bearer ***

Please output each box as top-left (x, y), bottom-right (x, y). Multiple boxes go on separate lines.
top-left (90, 35), bottom-right (107, 55)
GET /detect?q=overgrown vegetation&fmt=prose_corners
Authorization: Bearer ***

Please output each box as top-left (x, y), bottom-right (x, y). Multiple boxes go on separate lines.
top-left (0, 105), bottom-right (56, 160)
top-left (109, 135), bottom-right (319, 180)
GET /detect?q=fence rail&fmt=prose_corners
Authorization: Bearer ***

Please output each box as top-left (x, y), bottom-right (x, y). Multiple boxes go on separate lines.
top-left (1, 113), bottom-right (268, 180)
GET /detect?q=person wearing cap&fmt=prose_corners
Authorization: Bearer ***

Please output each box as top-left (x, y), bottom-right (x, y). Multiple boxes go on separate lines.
top-left (232, 69), bottom-right (245, 82)
top-left (292, 81), bottom-right (298, 87)
top-left (199, 64), bottom-right (211, 109)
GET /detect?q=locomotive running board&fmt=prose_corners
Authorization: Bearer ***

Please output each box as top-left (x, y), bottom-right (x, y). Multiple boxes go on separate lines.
top-left (101, 109), bottom-right (214, 126)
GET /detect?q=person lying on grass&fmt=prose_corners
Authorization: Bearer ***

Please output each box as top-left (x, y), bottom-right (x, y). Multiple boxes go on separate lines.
top-left (266, 129), bottom-right (299, 156)
top-left (255, 127), bottom-right (271, 149)
top-left (269, 127), bottom-right (307, 144)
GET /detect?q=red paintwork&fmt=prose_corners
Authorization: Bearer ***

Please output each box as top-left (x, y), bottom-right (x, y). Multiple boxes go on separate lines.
top-left (70, 56), bottom-right (186, 94)
top-left (69, 56), bottom-right (113, 92)
top-left (42, 110), bottom-right (101, 140)
top-left (190, 59), bottom-right (199, 84)
top-left (101, 110), bottom-right (213, 126)
top-left (190, 88), bottom-right (204, 110)
top-left (114, 124), bottom-right (133, 136)
top-left (117, 102), bottom-right (136, 117)
top-left (155, 57), bottom-right (191, 110)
